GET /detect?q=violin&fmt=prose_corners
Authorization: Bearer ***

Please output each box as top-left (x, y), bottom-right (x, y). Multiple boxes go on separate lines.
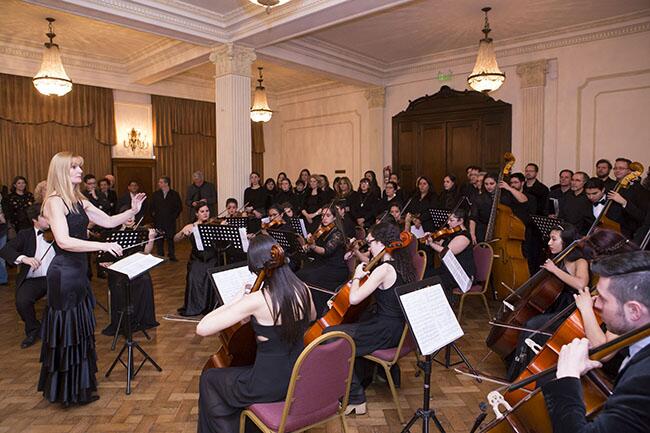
top-left (303, 231), bottom-right (413, 345)
top-left (203, 245), bottom-right (284, 370)
top-left (306, 222), bottom-right (335, 245)
top-left (419, 225), bottom-right (461, 244)
top-left (262, 211), bottom-right (286, 230)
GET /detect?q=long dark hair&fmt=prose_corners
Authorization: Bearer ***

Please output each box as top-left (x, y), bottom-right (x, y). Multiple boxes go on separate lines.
top-left (11, 176), bottom-right (29, 194)
top-left (321, 203), bottom-right (347, 243)
top-left (550, 223), bottom-right (583, 262)
top-left (370, 222), bottom-right (416, 283)
top-left (581, 228), bottom-right (640, 259)
top-left (247, 234), bottom-right (311, 343)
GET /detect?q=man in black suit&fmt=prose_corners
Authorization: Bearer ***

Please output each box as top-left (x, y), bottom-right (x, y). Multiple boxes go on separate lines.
top-left (558, 171), bottom-right (594, 236)
top-left (117, 180), bottom-right (148, 222)
top-left (542, 251), bottom-right (650, 433)
top-left (607, 158), bottom-right (649, 239)
top-left (0, 203), bottom-right (54, 348)
top-left (585, 177), bottom-right (623, 226)
top-left (595, 158), bottom-right (617, 191)
top-left (150, 176), bottom-right (182, 261)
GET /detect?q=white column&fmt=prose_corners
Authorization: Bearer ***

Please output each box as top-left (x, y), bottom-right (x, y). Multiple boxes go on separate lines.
top-left (209, 44), bottom-right (256, 209)
top-left (516, 59), bottom-right (548, 169)
top-left (364, 86), bottom-right (385, 181)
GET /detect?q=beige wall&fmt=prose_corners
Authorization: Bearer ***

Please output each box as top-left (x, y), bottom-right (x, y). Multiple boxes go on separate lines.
top-left (112, 90), bottom-right (155, 160)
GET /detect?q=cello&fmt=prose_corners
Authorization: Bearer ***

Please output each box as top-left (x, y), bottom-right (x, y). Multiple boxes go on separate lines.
top-left (303, 231), bottom-right (413, 345)
top-left (203, 245), bottom-right (285, 371)
top-left (486, 153), bottom-right (529, 300)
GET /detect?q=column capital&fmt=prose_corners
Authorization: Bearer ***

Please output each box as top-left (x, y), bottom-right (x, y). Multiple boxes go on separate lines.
top-left (209, 44), bottom-right (256, 78)
top-left (364, 86), bottom-right (385, 109)
top-left (516, 59), bottom-right (548, 88)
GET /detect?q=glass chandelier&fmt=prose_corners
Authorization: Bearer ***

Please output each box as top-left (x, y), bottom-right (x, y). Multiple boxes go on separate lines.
top-left (467, 7), bottom-right (505, 93)
top-left (33, 18), bottom-right (73, 97)
top-left (250, 67), bottom-right (273, 123)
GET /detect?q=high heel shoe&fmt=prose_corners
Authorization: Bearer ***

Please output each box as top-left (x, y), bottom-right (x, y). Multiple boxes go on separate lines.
top-left (344, 402), bottom-right (367, 415)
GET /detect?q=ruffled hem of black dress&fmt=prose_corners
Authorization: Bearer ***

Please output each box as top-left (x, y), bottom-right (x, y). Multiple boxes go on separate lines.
top-left (37, 294), bottom-right (98, 404)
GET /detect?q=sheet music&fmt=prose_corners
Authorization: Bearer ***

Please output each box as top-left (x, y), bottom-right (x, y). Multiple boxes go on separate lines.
top-left (239, 227), bottom-right (249, 252)
top-left (108, 252), bottom-right (164, 280)
top-left (550, 198), bottom-right (559, 216)
top-left (399, 284), bottom-right (464, 355)
top-left (192, 225), bottom-right (204, 251)
top-left (211, 265), bottom-right (258, 305)
top-left (410, 225), bottom-right (426, 239)
top-left (261, 217), bottom-right (270, 225)
top-left (442, 249), bottom-right (473, 293)
top-left (299, 219), bottom-right (308, 238)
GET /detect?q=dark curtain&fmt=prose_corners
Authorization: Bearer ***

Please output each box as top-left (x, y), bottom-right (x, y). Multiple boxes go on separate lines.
top-left (251, 121), bottom-right (265, 178)
top-left (0, 73), bottom-right (115, 188)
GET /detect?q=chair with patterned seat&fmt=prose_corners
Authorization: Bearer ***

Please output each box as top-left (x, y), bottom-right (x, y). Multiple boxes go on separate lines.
top-left (452, 242), bottom-right (493, 320)
top-left (239, 331), bottom-right (356, 433)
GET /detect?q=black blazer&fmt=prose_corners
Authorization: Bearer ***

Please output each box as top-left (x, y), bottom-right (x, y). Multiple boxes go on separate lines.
top-left (117, 193), bottom-right (148, 221)
top-left (150, 189), bottom-right (182, 230)
top-left (0, 227), bottom-right (37, 288)
top-left (542, 343), bottom-right (650, 433)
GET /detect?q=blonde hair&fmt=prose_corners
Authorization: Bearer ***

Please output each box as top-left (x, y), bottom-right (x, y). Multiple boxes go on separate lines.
top-left (33, 180), bottom-right (48, 203)
top-left (43, 152), bottom-right (86, 213)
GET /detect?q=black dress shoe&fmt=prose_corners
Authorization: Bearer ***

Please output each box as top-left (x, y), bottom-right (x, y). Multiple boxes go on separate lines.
top-left (21, 334), bottom-right (39, 349)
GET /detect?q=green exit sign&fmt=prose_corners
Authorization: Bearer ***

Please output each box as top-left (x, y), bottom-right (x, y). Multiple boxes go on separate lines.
top-left (437, 71), bottom-right (452, 81)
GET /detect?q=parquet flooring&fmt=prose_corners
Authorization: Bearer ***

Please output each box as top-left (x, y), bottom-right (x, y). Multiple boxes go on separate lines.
top-left (0, 243), bottom-right (506, 433)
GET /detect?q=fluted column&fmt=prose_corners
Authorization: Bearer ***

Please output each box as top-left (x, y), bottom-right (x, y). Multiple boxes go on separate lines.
top-left (210, 44), bottom-right (256, 209)
top-left (516, 60), bottom-right (548, 168)
top-left (364, 86), bottom-right (385, 181)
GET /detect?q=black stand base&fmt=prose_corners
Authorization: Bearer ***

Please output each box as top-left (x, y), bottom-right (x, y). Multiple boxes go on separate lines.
top-left (431, 343), bottom-right (481, 382)
top-left (105, 338), bottom-right (162, 395)
top-left (401, 355), bottom-right (446, 433)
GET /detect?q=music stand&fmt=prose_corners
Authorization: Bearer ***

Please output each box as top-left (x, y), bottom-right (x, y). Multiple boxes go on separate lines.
top-left (289, 217), bottom-right (308, 238)
top-left (224, 217), bottom-right (248, 229)
top-left (105, 253), bottom-right (164, 394)
top-left (267, 228), bottom-right (303, 257)
top-left (427, 208), bottom-right (451, 228)
top-left (195, 224), bottom-right (248, 253)
top-left (531, 215), bottom-right (565, 241)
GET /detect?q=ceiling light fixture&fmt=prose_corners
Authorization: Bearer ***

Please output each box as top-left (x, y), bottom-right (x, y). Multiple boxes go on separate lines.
top-left (33, 18), bottom-right (73, 97)
top-left (250, 67), bottom-right (272, 123)
top-left (248, 0), bottom-right (291, 13)
top-left (467, 7), bottom-right (505, 93)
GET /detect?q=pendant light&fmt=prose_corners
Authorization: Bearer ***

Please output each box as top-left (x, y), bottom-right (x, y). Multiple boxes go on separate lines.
top-left (250, 67), bottom-right (272, 123)
top-left (467, 7), bottom-right (505, 93)
top-left (33, 18), bottom-right (73, 97)
top-left (248, 0), bottom-right (291, 13)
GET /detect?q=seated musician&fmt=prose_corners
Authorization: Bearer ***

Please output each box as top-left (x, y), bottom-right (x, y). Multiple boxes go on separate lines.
top-left (423, 208), bottom-right (475, 302)
top-left (101, 206), bottom-right (159, 336)
top-left (389, 203), bottom-right (405, 231)
top-left (608, 157), bottom-right (649, 239)
top-left (220, 198), bottom-right (239, 224)
top-left (196, 235), bottom-right (316, 433)
top-left (295, 205), bottom-right (349, 314)
top-left (280, 202), bottom-right (296, 220)
top-left (263, 205), bottom-right (291, 232)
top-left (508, 224), bottom-right (589, 380)
top-left (584, 177), bottom-right (623, 226)
top-left (334, 200), bottom-right (357, 239)
top-left (174, 204), bottom-right (220, 316)
top-left (325, 222), bottom-right (417, 415)
top-left (542, 251), bottom-right (650, 433)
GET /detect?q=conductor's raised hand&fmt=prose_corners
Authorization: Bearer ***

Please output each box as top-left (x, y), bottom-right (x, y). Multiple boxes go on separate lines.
top-left (130, 193), bottom-right (147, 214)
top-left (103, 242), bottom-right (123, 257)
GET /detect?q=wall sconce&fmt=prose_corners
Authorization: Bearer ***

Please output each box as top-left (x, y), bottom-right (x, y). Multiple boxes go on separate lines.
top-left (123, 128), bottom-right (149, 153)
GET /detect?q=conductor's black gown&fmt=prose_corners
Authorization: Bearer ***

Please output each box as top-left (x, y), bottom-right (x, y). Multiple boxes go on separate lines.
top-left (38, 201), bottom-right (98, 404)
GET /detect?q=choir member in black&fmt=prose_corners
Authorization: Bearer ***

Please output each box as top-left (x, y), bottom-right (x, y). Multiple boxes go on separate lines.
top-left (584, 177), bottom-right (623, 226)
top-left (469, 174), bottom-right (497, 244)
top-left (523, 163), bottom-right (550, 216)
top-left (423, 209), bottom-right (475, 301)
top-left (335, 176), bottom-right (356, 212)
top-left (542, 251), bottom-right (650, 433)
top-left (318, 174), bottom-right (336, 204)
top-left (608, 157), bottom-right (650, 239)
top-left (0, 204), bottom-right (53, 348)
top-left (378, 181), bottom-right (400, 216)
top-left (273, 177), bottom-right (299, 210)
top-left (186, 171), bottom-right (217, 219)
top-left (596, 158), bottom-right (617, 191)
top-left (244, 172), bottom-right (267, 219)
top-left (558, 171), bottom-right (594, 236)
top-left (40, 151), bottom-right (146, 406)
top-left (262, 178), bottom-right (277, 209)
top-left (117, 180), bottom-right (148, 222)
top-left (507, 224), bottom-right (589, 380)
top-left (405, 176), bottom-right (437, 232)
top-left (437, 174), bottom-right (460, 210)
top-left (460, 166), bottom-right (480, 203)
top-left (196, 234), bottom-right (316, 433)
top-left (276, 171), bottom-right (288, 185)
top-left (549, 169), bottom-right (573, 216)
top-left (298, 168), bottom-right (311, 187)
top-left (301, 175), bottom-right (324, 233)
top-left (151, 176), bottom-right (182, 261)
top-left (350, 178), bottom-right (380, 230)
top-left (293, 179), bottom-right (306, 210)
top-left (325, 222), bottom-right (417, 415)
top-left (101, 211), bottom-right (159, 336)
top-left (296, 205), bottom-right (349, 314)
top-left (364, 170), bottom-right (382, 197)
top-left (3, 176), bottom-right (35, 233)
top-left (334, 200), bottom-right (357, 239)
top-left (97, 178), bottom-right (115, 215)
top-left (175, 204), bottom-right (220, 316)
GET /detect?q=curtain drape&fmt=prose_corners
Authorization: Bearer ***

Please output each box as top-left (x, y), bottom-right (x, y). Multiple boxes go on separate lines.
top-left (251, 121), bottom-right (265, 178)
top-left (0, 73), bottom-right (115, 188)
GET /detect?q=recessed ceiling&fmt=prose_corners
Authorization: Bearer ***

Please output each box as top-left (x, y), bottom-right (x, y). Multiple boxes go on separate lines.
top-left (308, 0), bottom-right (650, 63)
top-left (174, 0), bottom-right (250, 15)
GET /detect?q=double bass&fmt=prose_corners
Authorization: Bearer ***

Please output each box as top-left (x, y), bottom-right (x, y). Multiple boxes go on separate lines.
top-left (485, 153), bottom-right (529, 300)
top-left (203, 245), bottom-right (284, 370)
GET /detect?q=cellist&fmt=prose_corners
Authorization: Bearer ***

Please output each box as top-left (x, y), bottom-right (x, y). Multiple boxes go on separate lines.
top-left (542, 251), bottom-right (650, 433)
top-left (196, 235), bottom-right (316, 433)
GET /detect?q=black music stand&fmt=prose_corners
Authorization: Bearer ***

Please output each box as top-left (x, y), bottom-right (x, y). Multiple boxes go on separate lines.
top-left (196, 224), bottom-right (248, 253)
top-left (105, 253), bottom-right (164, 395)
top-left (267, 228), bottom-right (303, 257)
top-left (224, 217), bottom-right (248, 229)
top-left (289, 217), bottom-right (308, 237)
top-left (531, 215), bottom-right (566, 241)
top-left (427, 208), bottom-right (451, 228)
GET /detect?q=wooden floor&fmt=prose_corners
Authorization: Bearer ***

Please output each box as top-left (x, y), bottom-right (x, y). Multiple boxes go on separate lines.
top-left (0, 243), bottom-right (507, 433)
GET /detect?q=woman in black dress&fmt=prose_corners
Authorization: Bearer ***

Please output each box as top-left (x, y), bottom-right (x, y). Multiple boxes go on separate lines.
top-left (327, 222), bottom-right (417, 414)
top-left (350, 178), bottom-right (380, 230)
top-left (40, 151), bottom-right (146, 406)
top-left (101, 211), bottom-right (159, 336)
top-left (301, 175), bottom-right (324, 233)
top-left (405, 176), bottom-right (437, 232)
top-left (243, 172), bottom-right (266, 219)
top-left (175, 204), bottom-right (220, 316)
top-left (196, 234), bottom-right (316, 433)
top-left (318, 174), bottom-right (336, 204)
top-left (3, 176), bottom-right (35, 233)
top-left (470, 173), bottom-right (497, 244)
top-left (437, 174), bottom-right (460, 210)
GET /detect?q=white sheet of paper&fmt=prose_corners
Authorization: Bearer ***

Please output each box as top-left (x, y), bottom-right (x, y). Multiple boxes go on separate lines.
top-left (550, 198), bottom-right (559, 216)
top-left (442, 249), bottom-right (473, 293)
top-left (192, 225), bottom-right (204, 251)
top-left (299, 219), bottom-right (308, 238)
top-left (108, 252), bottom-right (164, 280)
top-left (410, 225), bottom-right (426, 239)
top-left (239, 227), bottom-right (249, 252)
top-left (399, 284), bottom-right (464, 355)
top-left (211, 265), bottom-right (258, 305)
top-left (261, 217), bottom-right (270, 225)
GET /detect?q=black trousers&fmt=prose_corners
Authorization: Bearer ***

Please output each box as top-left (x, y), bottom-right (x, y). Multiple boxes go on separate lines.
top-left (155, 233), bottom-right (176, 258)
top-left (16, 276), bottom-right (47, 337)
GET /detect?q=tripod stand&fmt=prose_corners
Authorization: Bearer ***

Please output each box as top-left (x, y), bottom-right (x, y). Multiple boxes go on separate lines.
top-left (432, 342), bottom-right (480, 380)
top-left (401, 354), bottom-right (446, 433)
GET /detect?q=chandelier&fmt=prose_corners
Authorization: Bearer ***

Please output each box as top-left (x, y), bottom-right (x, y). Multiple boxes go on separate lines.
top-left (33, 18), bottom-right (73, 97)
top-left (123, 128), bottom-right (149, 153)
top-left (467, 7), bottom-right (505, 93)
top-left (248, 0), bottom-right (291, 13)
top-left (250, 67), bottom-right (273, 123)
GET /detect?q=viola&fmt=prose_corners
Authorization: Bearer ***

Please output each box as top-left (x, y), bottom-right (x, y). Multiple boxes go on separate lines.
top-left (418, 225), bottom-right (461, 244)
top-left (303, 231), bottom-right (413, 345)
top-left (203, 245), bottom-right (284, 371)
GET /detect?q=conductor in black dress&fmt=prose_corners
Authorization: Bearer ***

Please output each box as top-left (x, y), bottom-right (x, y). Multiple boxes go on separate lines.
top-left (0, 203), bottom-right (54, 348)
top-left (151, 176), bottom-right (182, 261)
